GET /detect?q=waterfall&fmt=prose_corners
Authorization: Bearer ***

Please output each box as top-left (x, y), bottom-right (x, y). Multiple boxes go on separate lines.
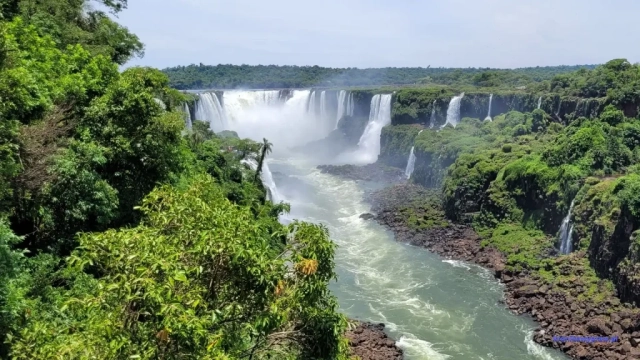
top-left (260, 161), bottom-right (282, 203)
top-left (347, 92), bottom-right (355, 116)
top-left (241, 158), bottom-right (282, 203)
top-left (404, 146), bottom-right (416, 179)
top-left (335, 90), bottom-right (348, 129)
top-left (183, 103), bottom-right (192, 130)
top-left (195, 92), bottom-right (226, 131)
top-left (217, 90), bottom-right (325, 149)
top-left (558, 200), bottom-right (576, 254)
top-left (484, 94), bottom-right (493, 122)
top-left (429, 101), bottom-right (436, 128)
top-left (443, 93), bottom-right (464, 128)
top-left (338, 94), bottom-right (392, 164)
top-left (319, 91), bottom-right (327, 120)
top-left (307, 91), bottom-right (316, 115)
top-left (555, 99), bottom-right (562, 118)
top-left (537, 97), bottom-right (542, 110)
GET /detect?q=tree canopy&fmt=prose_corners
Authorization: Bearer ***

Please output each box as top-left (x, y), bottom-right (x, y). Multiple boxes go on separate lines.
top-left (0, 2), bottom-right (349, 358)
top-left (162, 63), bottom-right (597, 90)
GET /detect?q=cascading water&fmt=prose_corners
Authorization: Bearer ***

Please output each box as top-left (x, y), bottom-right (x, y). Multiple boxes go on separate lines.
top-left (354, 94), bottom-right (392, 163)
top-left (347, 92), bottom-right (355, 116)
top-left (336, 94), bottom-right (392, 164)
top-left (404, 146), bottom-right (416, 179)
top-left (183, 103), bottom-right (192, 130)
top-left (319, 91), bottom-right (327, 120)
top-left (558, 200), bottom-right (576, 254)
top-left (307, 91), bottom-right (317, 115)
top-left (555, 99), bottom-right (562, 118)
top-left (219, 90), bottom-right (331, 149)
top-left (484, 94), bottom-right (493, 122)
top-left (537, 97), bottom-right (542, 110)
top-left (443, 93), bottom-right (464, 128)
top-left (195, 93), bottom-right (226, 131)
top-left (429, 101), bottom-right (436, 128)
top-left (260, 161), bottom-right (282, 203)
top-left (241, 157), bottom-right (283, 204)
top-left (335, 90), bottom-right (348, 129)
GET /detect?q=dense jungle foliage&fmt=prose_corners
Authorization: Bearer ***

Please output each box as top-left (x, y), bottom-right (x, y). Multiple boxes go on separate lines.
top-left (162, 63), bottom-right (596, 90)
top-left (384, 60), bottom-right (640, 304)
top-left (0, 1), bottom-right (349, 358)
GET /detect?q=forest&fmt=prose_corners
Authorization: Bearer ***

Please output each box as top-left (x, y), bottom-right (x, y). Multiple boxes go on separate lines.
top-left (0, 0), bottom-right (349, 358)
top-left (380, 57), bottom-right (640, 313)
top-left (162, 63), bottom-right (597, 90)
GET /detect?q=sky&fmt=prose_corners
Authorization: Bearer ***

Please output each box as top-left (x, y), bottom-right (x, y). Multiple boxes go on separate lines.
top-left (113, 0), bottom-right (640, 69)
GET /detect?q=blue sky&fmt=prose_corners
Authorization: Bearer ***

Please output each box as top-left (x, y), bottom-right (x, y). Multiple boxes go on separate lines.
top-left (114, 0), bottom-right (640, 69)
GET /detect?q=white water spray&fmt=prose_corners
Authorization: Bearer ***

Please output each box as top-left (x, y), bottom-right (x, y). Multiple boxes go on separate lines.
top-left (484, 94), bottom-right (493, 122)
top-left (537, 97), bottom-right (542, 110)
top-left (195, 93), bottom-right (226, 131)
top-left (347, 92), bottom-right (355, 116)
top-left (429, 101), bottom-right (436, 128)
top-left (337, 94), bottom-right (392, 164)
top-left (558, 200), bottom-right (576, 254)
top-left (219, 90), bottom-right (330, 150)
top-left (443, 93), bottom-right (464, 128)
top-left (320, 91), bottom-right (327, 120)
top-left (241, 158), bottom-right (283, 204)
top-left (183, 103), bottom-right (192, 130)
top-left (335, 90), bottom-right (348, 129)
top-left (308, 91), bottom-right (316, 115)
top-left (404, 146), bottom-right (416, 179)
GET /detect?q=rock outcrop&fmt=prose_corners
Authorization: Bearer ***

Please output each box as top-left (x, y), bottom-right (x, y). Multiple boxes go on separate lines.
top-left (346, 322), bottom-right (403, 360)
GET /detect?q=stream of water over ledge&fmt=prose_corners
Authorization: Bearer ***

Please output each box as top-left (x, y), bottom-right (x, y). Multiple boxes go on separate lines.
top-left (269, 156), bottom-right (568, 360)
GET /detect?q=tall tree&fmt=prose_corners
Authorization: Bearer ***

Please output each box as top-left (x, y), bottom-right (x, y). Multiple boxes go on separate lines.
top-left (255, 138), bottom-right (272, 183)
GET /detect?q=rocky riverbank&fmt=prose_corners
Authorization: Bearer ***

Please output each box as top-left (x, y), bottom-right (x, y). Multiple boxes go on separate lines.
top-left (346, 321), bottom-right (404, 360)
top-left (366, 183), bottom-right (640, 360)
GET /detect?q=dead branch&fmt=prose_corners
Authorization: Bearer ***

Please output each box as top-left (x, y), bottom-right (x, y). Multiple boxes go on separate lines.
top-left (15, 105), bottom-right (75, 191)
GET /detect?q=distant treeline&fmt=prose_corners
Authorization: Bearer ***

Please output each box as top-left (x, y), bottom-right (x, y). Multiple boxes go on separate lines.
top-left (162, 64), bottom-right (598, 90)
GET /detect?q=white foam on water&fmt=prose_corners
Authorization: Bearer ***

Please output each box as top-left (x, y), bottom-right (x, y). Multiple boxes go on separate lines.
top-left (397, 334), bottom-right (451, 360)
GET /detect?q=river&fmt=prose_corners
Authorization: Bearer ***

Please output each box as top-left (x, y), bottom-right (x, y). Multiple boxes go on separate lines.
top-left (268, 155), bottom-right (567, 360)
top-left (197, 89), bottom-right (569, 360)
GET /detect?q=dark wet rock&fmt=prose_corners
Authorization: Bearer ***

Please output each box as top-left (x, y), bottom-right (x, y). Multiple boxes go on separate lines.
top-left (587, 318), bottom-right (612, 335)
top-left (360, 213), bottom-right (375, 220)
top-left (317, 163), bottom-right (405, 183)
top-left (346, 321), bottom-right (403, 360)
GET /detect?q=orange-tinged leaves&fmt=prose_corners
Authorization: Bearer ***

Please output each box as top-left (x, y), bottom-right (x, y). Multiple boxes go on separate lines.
top-left (295, 258), bottom-right (318, 276)
top-left (156, 329), bottom-right (170, 343)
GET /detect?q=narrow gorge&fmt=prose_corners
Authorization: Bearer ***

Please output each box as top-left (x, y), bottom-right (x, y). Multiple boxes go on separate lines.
top-left (190, 89), bottom-right (576, 359)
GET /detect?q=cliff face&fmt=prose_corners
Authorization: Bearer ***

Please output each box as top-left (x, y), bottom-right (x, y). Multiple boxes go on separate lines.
top-left (573, 177), bottom-right (640, 306)
top-left (379, 125), bottom-right (423, 168)
top-left (391, 90), bottom-right (606, 127)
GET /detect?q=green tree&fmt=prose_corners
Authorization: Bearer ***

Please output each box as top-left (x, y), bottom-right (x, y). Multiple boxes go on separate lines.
top-left (10, 175), bottom-right (349, 359)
